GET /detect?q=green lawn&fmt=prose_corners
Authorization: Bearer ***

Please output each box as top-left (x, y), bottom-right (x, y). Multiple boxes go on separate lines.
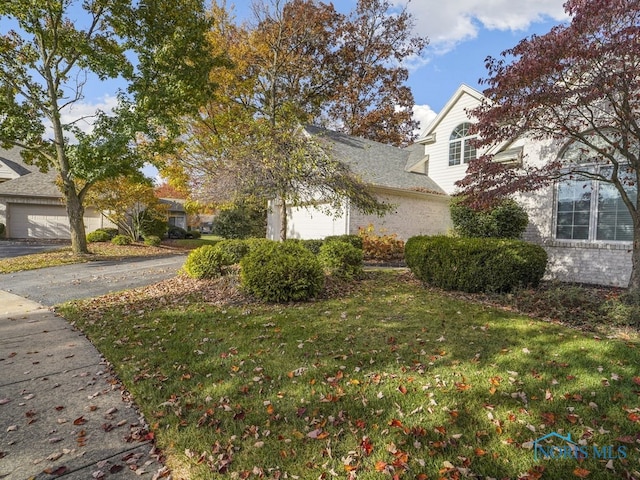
top-left (58, 271), bottom-right (640, 479)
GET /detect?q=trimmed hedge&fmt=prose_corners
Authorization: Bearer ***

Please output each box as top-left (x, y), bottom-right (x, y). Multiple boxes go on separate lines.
top-left (450, 198), bottom-right (529, 239)
top-left (183, 245), bottom-right (232, 279)
top-left (143, 235), bottom-right (161, 246)
top-left (324, 234), bottom-right (363, 250)
top-left (111, 234), bottom-right (132, 245)
top-left (87, 229), bottom-right (111, 243)
top-left (405, 235), bottom-right (547, 293)
top-left (214, 239), bottom-right (251, 264)
top-left (240, 240), bottom-right (324, 302)
top-left (318, 240), bottom-right (363, 279)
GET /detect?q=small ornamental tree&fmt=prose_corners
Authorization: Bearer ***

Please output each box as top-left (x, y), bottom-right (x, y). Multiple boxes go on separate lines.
top-left (457, 0), bottom-right (640, 292)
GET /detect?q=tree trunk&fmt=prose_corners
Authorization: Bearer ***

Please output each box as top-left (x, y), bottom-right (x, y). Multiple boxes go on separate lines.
top-left (629, 219), bottom-right (640, 295)
top-left (65, 187), bottom-right (88, 255)
top-left (279, 196), bottom-right (288, 241)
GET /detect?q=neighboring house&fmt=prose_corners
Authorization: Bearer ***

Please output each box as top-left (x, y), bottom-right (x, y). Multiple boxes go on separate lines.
top-left (0, 147), bottom-right (112, 239)
top-left (266, 125), bottom-right (452, 241)
top-left (159, 198), bottom-right (188, 230)
top-left (270, 85), bottom-right (631, 287)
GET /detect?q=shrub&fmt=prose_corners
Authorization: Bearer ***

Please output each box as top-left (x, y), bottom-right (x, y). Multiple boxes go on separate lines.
top-left (602, 293), bottom-right (640, 327)
top-left (212, 203), bottom-right (267, 239)
top-left (183, 245), bottom-right (232, 279)
top-left (240, 241), bottom-right (325, 302)
top-left (214, 239), bottom-right (251, 264)
top-left (299, 239), bottom-right (325, 255)
top-left (143, 235), bottom-right (162, 247)
top-left (318, 240), bottom-right (363, 280)
top-left (139, 209), bottom-right (167, 239)
top-left (167, 225), bottom-right (189, 239)
top-left (189, 230), bottom-right (202, 239)
top-left (357, 224), bottom-right (404, 261)
top-left (243, 237), bottom-right (274, 252)
top-left (405, 235), bottom-right (547, 293)
top-left (324, 234), bottom-right (363, 250)
top-left (450, 198), bottom-right (529, 239)
top-left (87, 229), bottom-right (112, 243)
top-left (0, 223), bottom-right (5, 238)
top-left (100, 228), bottom-right (120, 239)
top-left (111, 234), bottom-right (132, 246)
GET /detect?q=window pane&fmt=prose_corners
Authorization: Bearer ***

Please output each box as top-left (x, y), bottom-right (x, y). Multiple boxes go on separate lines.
top-left (556, 179), bottom-right (592, 240)
top-left (449, 141), bottom-right (461, 166)
top-left (596, 181), bottom-right (635, 241)
top-left (463, 141), bottom-right (476, 163)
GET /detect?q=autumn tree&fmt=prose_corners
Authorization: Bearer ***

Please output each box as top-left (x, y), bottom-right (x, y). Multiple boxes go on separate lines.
top-left (0, 0), bottom-right (220, 254)
top-left (87, 175), bottom-right (167, 241)
top-left (457, 0), bottom-right (640, 291)
top-left (321, 0), bottom-right (427, 147)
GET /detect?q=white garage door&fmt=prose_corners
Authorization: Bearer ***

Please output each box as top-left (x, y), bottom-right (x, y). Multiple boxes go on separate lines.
top-left (7, 204), bottom-right (106, 239)
top-left (9, 204), bottom-right (70, 239)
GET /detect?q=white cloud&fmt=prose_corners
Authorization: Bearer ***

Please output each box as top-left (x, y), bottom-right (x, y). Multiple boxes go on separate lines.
top-left (412, 104), bottom-right (437, 136)
top-left (44, 94), bottom-right (119, 140)
top-left (398, 0), bottom-right (568, 51)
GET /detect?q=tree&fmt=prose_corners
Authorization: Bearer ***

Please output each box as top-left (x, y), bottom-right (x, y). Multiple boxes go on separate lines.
top-left (322, 0), bottom-right (427, 147)
top-left (457, 0), bottom-right (640, 292)
top-left (0, 0), bottom-right (221, 254)
top-left (165, 0), bottom-right (391, 240)
top-left (86, 175), bottom-right (167, 241)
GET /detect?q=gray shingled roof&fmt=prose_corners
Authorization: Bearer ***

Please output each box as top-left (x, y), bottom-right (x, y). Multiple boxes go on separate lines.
top-left (0, 170), bottom-right (62, 198)
top-left (305, 126), bottom-right (445, 195)
top-left (0, 147), bottom-right (32, 177)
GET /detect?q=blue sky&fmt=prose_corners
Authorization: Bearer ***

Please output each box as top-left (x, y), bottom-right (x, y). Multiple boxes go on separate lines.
top-left (223, 0), bottom-right (570, 132)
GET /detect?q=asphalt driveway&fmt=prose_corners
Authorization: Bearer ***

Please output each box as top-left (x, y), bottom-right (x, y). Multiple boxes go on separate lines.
top-left (0, 240), bottom-right (69, 259)
top-left (0, 254), bottom-right (187, 305)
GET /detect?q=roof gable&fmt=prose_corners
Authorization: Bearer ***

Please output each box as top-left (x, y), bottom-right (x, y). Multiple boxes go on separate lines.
top-left (417, 84), bottom-right (484, 144)
top-left (0, 147), bottom-right (32, 179)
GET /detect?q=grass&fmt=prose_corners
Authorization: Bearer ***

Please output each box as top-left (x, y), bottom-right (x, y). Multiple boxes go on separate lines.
top-left (57, 271), bottom-right (640, 480)
top-left (0, 242), bottom-right (181, 274)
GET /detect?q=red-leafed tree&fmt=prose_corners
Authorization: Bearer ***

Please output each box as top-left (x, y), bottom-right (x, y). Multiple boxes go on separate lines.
top-left (457, 0), bottom-right (640, 292)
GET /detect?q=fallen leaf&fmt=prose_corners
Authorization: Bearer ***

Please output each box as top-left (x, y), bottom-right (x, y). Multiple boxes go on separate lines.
top-left (43, 466), bottom-right (68, 476)
top-left (573, 467), bottom-right (590, 478)
top-left (73, 416), bottom-right (87, 425)
top-left (0, 398), bottom-right (10, 405)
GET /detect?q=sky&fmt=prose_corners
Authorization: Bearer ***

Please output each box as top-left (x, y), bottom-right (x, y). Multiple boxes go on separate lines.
top-left (223, 0), bottom-right (570, 134)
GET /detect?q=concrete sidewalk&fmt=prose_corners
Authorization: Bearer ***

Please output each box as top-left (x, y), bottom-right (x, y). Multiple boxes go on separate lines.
top-left (0, 291), bottom-right (170, 479)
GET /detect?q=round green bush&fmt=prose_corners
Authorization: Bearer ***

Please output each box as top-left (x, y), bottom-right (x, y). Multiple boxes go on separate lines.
top-left (183, 245), bottom-right (233, 279)
top-left (324, 234), bottom-right (363, 250)
top-left (405, 235), bottom-right (547, 293)
top-left (318, 240), bottom-right (363, 279)
top-left (111, 234), bottom-right (132, 246)
top-left (143, 235), bottom-right (162, 246)
top-left (87, 230), bottom-right (112, 243)
top-left (0, 223), bottom-right (5, 238)
top-left (214, 239), bottom-right (251, 264)
top-left (450, 198), bottom-right (529, 239)
top-left (240, 241), bottom-right (325, 302)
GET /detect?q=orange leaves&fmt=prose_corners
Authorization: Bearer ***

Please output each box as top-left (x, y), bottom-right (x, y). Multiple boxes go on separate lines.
top-left (541, 412), bottom-right (556, 426)
top-left (360, 436), bottom-right (374, 456)
top-left (627, 412), bottom-right (640, 423)
top-left (455, 381), bottom-right (471, 392)
top-left (573, 467), bottom-right (591, 478)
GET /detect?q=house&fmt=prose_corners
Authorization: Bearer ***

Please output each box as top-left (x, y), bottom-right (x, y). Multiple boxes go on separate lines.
top-left (0, 147), bottom-right (113, 239)
top-left (159, 198), bottom-right (188, 230)
top-left (266, 126), bottom-right (452, 241)
top-left (270, 85), bottom-right (632, 287)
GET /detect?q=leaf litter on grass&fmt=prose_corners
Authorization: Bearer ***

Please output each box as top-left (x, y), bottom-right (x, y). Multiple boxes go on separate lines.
top-left (58, 270), bottom-right (640, 479)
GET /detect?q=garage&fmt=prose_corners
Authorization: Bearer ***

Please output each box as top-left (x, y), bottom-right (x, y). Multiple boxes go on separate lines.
top-left (7, 203), bottom-right (106, 239)
top-left (8, 204), bottom-right (70, 239)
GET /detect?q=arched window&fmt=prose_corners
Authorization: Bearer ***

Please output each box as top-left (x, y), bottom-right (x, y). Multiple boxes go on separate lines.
top-left (449, 123), bottom-right (476, 166)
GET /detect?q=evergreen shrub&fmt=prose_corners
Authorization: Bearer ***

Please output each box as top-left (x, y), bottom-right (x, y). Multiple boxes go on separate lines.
top-left (318, 240), bottom-right (363, 279)
top-left (240, 240), bottom-right (324, 302)
top-left (405, 235), bottom-right (547, 293)
top-left (111, 234), bottom-right (132, 246)
top-left (87, 229), bottom-right (111, 243)
top-left (183, 245), bottom-right (232, 279)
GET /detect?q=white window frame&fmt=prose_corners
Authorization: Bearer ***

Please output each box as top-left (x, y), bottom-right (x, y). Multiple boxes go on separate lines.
top-left (554, 165), bottom-right (635, 243)
top-left (449, 123), bottom-right (476, 166)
